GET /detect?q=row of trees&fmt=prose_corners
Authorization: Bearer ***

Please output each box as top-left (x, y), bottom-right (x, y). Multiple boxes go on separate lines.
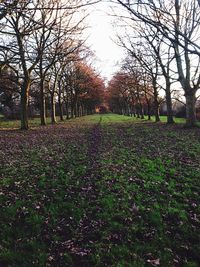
top-left (107, 58), bottom-right (161, 120)
top-left (0, 58), bottom-right (104, 120)
top-left (112, 0), bottom-right (200, 127)
top-left (1, 0), bottom-right (200, 128)
top-left (0, 0), bottom-right (103, 129)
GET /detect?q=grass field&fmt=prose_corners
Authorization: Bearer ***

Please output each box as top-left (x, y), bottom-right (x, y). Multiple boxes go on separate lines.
top-left (0, 114), bottom-right (187, 129)
top-left (0, 114), bottom-right (200, 266)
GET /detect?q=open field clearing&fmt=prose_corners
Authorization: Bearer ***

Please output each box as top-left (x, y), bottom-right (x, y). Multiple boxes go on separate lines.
top-left (0, 114), bottom-right (200, 267)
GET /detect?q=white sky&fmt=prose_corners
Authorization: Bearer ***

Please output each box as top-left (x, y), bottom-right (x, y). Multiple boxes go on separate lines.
top-left (84, 2), bottom-right (200, 99)
top-left (85, 2), bottom-right (124, 82)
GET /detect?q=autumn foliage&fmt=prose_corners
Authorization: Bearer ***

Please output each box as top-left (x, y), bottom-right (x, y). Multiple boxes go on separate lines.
top-left (72, 62), bottom-right (105, 115)
top-left (107, 69), bottom-right (154, 119)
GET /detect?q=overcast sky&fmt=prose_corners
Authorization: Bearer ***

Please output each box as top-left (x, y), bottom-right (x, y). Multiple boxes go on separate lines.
top-left (85, 1), bottom-right (124, 82)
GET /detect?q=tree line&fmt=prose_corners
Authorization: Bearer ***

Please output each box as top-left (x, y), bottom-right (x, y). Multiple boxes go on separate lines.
top-left (108, 0), bottom-right (200, 127)
top-left (0, 0), bottom-right (103, 129)
top-left (1, 0), bottom-right (200, 128)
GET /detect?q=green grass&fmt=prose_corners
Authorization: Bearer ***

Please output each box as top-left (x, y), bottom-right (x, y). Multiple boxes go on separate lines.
top-left (0, 116), bottom-right (61, 129)
top-left (0, 114), bottom-right (200, 266)
top-left (0, 113), bottom-right (186, 129)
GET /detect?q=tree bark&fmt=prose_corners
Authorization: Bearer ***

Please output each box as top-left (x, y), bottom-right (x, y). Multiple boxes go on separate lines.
top-left (154, 100), bottom-right (160, 122)
top-left (70, 91), bottom-right (75, 118)
top-left (140, 105), bottom-right (144, 119)
top-left (165, 82), bottom-right (174, 124)
top-left (71, 104), bottom-right (74, 118)
top-left (173, 12), bottom-right (198, 127)
top-left (74, 98), bottom-right (78, 117)
top-left (77, 104), bottom-right (80, 117)
top-left (20, 79), bottom-right (30, 130)
top-left (80, 104), bottom-right (83, 117)
top-left (40, 79), bottom-right (46, 126)
top-left (58, 96), bottom-right (63, 121)
top-left (132, 105), bottom-right (136, 117)
top-left (82, 105), bottom-right (85, 116)
top-left (185, 92), bottom-right (197, 127)
top-left (50, 93), bottom-right (56, 124)
top-left (66, 101), bottom-right (70, 119)
top-left (125, 102), bottom-right (129, 116)
top-left (152, 79), bottom-right (160, 122)
top-left (146, 101), bottom-right (151, 120)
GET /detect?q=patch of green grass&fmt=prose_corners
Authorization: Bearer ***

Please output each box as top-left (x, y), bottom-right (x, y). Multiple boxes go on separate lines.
top-left (0, 113), bottom-right (188, 130)
top-left (0, 114), bottom-right (200, 266)
top-left (158, 116), bottom-right (186, 123)
top-left (0, 116), bottom-right (54, 129)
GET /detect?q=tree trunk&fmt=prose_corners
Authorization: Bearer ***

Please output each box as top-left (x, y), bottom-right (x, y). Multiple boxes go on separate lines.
top-left (50, 93), bottom-right (56, 124)
top-left (58, 97), bottom-right (63, 121)
top-left (132, 106), bottom-right (136, 117)
top-left (173, 37), bottom-right (197, 127)
top-left (71, 102), bottom-right (74, 118)
top-left (185, 92), bottom-right (197, 127)
top-left (136, 89), bottom-right (144, 119)
top-left (20, 79), bottom-right (30, 130)
top-left (66, 101), bottom-right (70, 119)
top-left (154, 101), bottom-right (160, 122)
top-left (57, 79), bottom-right (63, 121)
top-left (153, 80), bottom-right (160, 122)
top-left (74, 99), bottom-right (78, 118)
top-left (40, 79), bottom-right (46, 126)
top-left (77, 105), bottom-right (79, 117)
top-left (80, 104), bottom-right (83, 117)
top-left (136, 104), bottom-right (140, 118)
top-left (125, 102), bottom-right (129, 116)
top-left (139, 102), bottom-right (144, 119)
top-left (82, 105), bottom-right (85, 116)
top-left (147, 101), bottom-right (151, 120)
top-left (165, 82), bottom-right (174, 124)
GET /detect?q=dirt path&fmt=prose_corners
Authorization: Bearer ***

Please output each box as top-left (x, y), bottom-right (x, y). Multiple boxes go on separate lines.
top-left (60, 118), bottom-right (105, 266)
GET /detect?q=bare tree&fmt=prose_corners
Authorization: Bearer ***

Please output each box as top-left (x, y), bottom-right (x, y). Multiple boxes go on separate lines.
top-left (0, 1), bottom-right (18, 21)
top-left (34, 0), bottom-right (88, 125)
top-left (122, 60), bottom-right (146, 119)
top-left (0, 0), bottom-right (43, 129)
top-left (34, 0), bottom-right (61, 126)
top-left (0, 0), bottom-right (100, 129)
top-left (117, 34), bottom-right (162, 121)
top-left (141, 27), bottom-right (176, 123)
top-left (115, 0), bottom-right (200, 126)
top-left (173, 0), bottom-right (200, 127)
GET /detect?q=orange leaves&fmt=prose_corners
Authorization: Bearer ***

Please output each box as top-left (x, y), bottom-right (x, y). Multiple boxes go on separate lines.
top-left (73, 61), bottom-right (105, 105)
